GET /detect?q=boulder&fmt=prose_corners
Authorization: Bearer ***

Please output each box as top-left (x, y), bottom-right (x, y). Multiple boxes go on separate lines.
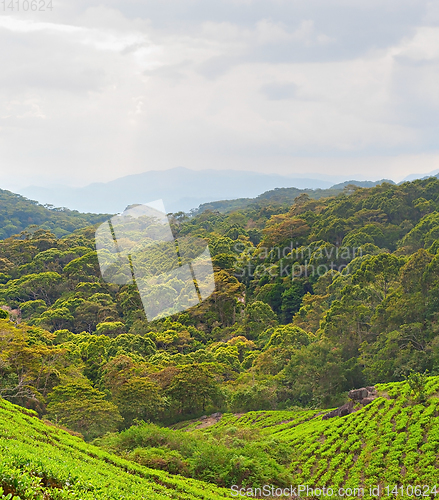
top-left (360, 397), bottom-right (375, 406)
top-left (348, 388), bottom-right (369, 400)
top-left (322, 402), bottom-right (353, 420)
top-left (338, 402), bottom-right (353, 417)
top-left (322, 410), bottom-right (338, 420)
top-left (322, 386), bottom-right (377, 420)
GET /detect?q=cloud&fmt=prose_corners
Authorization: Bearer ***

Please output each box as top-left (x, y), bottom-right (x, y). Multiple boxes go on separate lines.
top-left (261, 82), bottom-right (298, 100)
top-left (0, 0), bottom-right (438, 194)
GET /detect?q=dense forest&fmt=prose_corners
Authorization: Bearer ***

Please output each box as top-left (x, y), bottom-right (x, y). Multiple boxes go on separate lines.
top-left (0, 188), bottom-right (109, 239)
top-left (195, 178), bottom-right (393, 214)
top-left (2, 176), bottom-right (439, 494)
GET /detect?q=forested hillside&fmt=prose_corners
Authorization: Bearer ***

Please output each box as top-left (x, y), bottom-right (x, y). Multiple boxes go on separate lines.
top-left (0, 188), bottom-right (109, 239)
top-left (1, 176), bottom-right (439, 446)
top-left (195, 178), bottom-right (393, 214)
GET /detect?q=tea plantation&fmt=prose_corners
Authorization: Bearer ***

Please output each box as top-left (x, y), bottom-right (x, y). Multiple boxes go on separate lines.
top-left (0, 397), bottom-right (231, 499)
top-left (90, 377), bottom-right (439, 499)
top-left (3, 377), bottom-right (439, 499)
top-left (198, 376), bottom-right (439, 495)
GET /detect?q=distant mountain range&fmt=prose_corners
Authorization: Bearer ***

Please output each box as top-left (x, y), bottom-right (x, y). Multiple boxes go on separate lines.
top-left (402, 168), bottom-right (439, 182)
top-left (0, 176), bottom-right (396, 240)
top-left (17, 167), bottom-right (399, 214)
top-left (3, 166), bottom-right (434, 239)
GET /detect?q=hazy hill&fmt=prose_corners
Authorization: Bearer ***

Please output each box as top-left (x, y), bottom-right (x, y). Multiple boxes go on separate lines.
top-left (0, 174), bottom-right (394, 240)
top-left (329, 179), bottom-right (395, 190)
top-left (0, 396), bottom-right (230, 499)
top-left (15, 166), bottom-right (439, 215)
top-left (402, 168), bottom-right (439, 182)
top-left (17, 167), bottom-right (341, 214)
top-left (0, 188), bottom-right (109, 239)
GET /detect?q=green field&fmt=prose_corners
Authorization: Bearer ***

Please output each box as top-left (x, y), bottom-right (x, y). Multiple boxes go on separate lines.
top-left (198, 377), bottom-right (439, 495)
top-left (0, 397), bottom-right (231, 499)
top-left (68, 376), bottom-right (439, 499)
top-left (3, 377), bottom-right (439, 498)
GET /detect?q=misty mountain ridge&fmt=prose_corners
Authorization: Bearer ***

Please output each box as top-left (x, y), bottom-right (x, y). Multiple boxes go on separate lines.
top-left (402, 168), bottom-right (439, 182)
top-left (18, 167), bottom-right (398, 214)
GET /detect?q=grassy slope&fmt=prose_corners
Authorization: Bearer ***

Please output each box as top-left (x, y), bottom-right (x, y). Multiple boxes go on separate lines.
top-left (193, 377), bottom-right (439, 494)
top-left (4, 378), bottom-right (439, 499)
top-left (0, 398), bottom-right (230, 499)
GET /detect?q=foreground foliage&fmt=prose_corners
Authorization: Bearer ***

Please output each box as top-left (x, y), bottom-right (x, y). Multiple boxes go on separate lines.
top-left (0, 397), bottom-right (230, 499)
top-left (97, 377), bottom-right (439, 495)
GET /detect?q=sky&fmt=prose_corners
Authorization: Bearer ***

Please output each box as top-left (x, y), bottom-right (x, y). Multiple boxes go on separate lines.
top-left (1, 0), bottom-right (439, 191)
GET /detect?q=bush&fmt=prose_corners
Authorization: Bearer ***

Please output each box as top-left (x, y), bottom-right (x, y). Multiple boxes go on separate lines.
top-left (130, 447), bottom-right (189, 476)
top-left (95, 422), bottom-right (291, 487)
top-left (407, 370), bottom-right (429, 403)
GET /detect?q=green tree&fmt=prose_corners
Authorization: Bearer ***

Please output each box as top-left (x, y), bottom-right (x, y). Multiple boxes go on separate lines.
top-left (96, 321), bottom-right (126, 338)
top-left (34, 307), bottom-right (74, 331)
top-left (46, 382), bottom-right (123, 440)
top-left (63, 251), bottom-right (100, 282)
top-left (0, 320), bottom-right (68, 412)
top-left (115, 377), bottom-right (165, 427)
top-left (244, 301), bottom-right (277, 339)
top-left (281, 340), bottom-right (347, 407)
top-left (352, 253), bottom-right (403, 301)
top-left (281, 280), bottom-right (306, 323)
top-left (407, 370), bottom-right (429, 403)
top-left (5, 272), bottom-right (64, 305)
top-left (166, 363), bottom-right (220, 415)
top-left (228, 382), bottom-right (277, 412)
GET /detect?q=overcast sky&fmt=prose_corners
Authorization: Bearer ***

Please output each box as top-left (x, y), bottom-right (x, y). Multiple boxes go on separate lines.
top-left (1, 0), bottom-right (439, 190)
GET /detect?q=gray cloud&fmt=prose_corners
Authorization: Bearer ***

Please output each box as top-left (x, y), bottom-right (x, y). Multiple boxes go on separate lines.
top-left (261, 82), bottom-right (298, 100)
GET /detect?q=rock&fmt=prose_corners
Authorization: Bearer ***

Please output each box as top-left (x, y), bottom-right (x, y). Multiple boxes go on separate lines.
top-left (348, 388), bottom-right (369, 400)
top-left (322, 410), bottom-right (338, 420)
top-left (322, 386), bottom-right (377, 420)
top-left (322, 402), bottom-right (353, 420)
top-left (338, 403), bottom-right (353, 417)
top-left (200, 415), bottom-right (207, 420)
top-left (210, 412), bottom-right (222, 419)
top-left (360, 397), bottom-right (375, 406)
